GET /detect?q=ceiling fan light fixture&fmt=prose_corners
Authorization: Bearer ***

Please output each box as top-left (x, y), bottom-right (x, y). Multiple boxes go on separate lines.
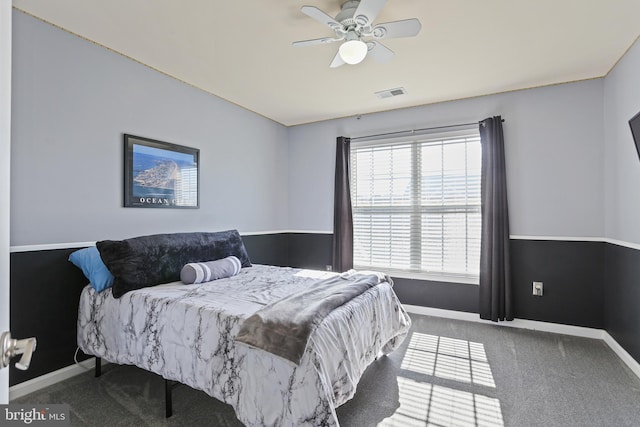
top-left (339, 40), bottom-right (368, 64)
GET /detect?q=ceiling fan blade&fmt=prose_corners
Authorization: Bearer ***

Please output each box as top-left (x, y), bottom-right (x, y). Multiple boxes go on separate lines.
top-left (353, 0), bottom-right (388, 27)
top-left (301, 6), bottom-right (342, 31)
top-left (373, 18), bottom-right (422, 39)
top-left (292, 37), bottom-right (340, 47)
top-left (329, 51), bottom-right (346, 68)
top-left (367, 41), bottom-right (395, 63)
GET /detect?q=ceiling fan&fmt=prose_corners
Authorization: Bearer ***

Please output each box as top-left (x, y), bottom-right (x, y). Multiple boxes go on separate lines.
top-left (292, 0), bottom-right (422, 68)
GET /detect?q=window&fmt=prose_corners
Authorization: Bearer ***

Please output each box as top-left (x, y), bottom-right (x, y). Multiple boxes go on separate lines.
top-left (350, 129), bottom-right (481, 283)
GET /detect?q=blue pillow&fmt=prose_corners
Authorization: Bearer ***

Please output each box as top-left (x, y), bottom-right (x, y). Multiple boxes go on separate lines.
top-left (69, 246), bottom-right (114, 292)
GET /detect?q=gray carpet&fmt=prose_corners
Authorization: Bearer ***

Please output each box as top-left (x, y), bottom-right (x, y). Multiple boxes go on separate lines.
top-left (12, 314), bottom-right (640, 426)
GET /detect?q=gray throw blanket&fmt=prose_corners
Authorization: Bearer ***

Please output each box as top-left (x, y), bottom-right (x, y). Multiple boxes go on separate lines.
top-left (235, 271), bottom-right (390, 365)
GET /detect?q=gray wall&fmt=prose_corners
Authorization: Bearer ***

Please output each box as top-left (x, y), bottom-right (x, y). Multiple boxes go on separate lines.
top-left (11, 9), bottom-right (609, 248)
top-left (602, 37), bottom-right (640, 362)
top-left (288, 80), bottom-right (605, 240)
top-left (1, 0), bottom-right (12, 403)
top-left (604, 37), bottom-right (640, 245)
top-left (10, 10), bottom-right (289, 247)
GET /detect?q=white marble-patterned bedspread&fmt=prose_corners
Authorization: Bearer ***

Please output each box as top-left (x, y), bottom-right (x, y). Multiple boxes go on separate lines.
top-left (77, 264), bottom-right (411, 426)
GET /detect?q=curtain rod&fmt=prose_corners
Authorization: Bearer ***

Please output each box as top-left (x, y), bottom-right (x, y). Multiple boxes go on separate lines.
top-left (349, 118), bottom-right (505, 142)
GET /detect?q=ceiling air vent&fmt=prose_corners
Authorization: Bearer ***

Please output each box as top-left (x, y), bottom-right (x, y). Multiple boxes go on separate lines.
top-left (375, 87), bottom-right (407, 99)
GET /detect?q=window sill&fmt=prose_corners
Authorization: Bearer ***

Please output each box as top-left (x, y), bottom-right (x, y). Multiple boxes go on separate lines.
top-left (355, 266), bottom-right (479, 285)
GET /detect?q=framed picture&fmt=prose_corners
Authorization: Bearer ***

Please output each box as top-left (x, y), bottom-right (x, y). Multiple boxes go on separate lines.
top-left (124, 134), bottom-right (199, 208)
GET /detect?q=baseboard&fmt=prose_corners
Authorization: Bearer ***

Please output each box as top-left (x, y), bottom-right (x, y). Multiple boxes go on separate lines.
top-left (403, 305), bottom-right (604, 338)
top-left (8, 358), bottom-right (98, 401)
top-left (403, 304), bottom-right (640, 381)
top-left (601, 332), bottom-right (640, 380)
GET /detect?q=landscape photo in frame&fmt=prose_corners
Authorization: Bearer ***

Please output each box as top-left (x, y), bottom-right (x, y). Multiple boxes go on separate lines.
top-left (124, 134), bottom-right (199, 208)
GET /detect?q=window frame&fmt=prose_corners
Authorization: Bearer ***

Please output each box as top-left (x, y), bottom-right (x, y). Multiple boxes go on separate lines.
top-left (350, 127), bottom-right (481, 285)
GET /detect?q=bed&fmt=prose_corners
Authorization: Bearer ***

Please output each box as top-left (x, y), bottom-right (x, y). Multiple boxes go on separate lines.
top-left (76, 262), bottom-right (411, 426)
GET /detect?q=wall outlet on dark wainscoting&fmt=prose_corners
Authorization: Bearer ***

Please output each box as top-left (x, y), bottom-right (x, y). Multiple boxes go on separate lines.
top-left (533, 281), bottom-right (544, 296)
top-left (325, 265), bottom-right (333, 271)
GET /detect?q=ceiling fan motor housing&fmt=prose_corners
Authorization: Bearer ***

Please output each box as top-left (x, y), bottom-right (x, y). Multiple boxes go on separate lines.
top-left (336, 0), bottom-right (362, 27)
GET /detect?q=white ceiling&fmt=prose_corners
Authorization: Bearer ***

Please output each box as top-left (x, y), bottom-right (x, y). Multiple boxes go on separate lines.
top-left (12, 0), bottom-right (640, 127)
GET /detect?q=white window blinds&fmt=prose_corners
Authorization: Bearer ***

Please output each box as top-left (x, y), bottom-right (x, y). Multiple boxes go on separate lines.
top-left (350, 129), bottom-right (481, 281)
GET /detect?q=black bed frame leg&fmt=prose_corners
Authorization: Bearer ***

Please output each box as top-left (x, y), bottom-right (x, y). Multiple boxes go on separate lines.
top-left (94, 357), bottom-right (101, 378)
top-left (165, 379), bottom-right (173, 418)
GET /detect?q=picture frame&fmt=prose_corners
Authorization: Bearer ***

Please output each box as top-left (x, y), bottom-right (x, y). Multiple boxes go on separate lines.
top-left (124, 134), bottom-right (199, 208)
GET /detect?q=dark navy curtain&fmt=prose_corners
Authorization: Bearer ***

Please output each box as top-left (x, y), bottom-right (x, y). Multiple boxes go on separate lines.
top-left (332, 136), bottom-right (353, 272)
top-left (479, 116), bottom-right (513, 321)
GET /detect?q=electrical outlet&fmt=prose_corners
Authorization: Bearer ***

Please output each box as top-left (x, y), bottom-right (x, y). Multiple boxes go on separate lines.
top-left (533, 281), bottom-right (543, 296)
top-left (325, 265), bottom-right (333, 271)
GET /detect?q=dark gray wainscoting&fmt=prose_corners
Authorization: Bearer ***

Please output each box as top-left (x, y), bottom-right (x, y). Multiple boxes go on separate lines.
top-left (604, 243), bottom-right (640, 363)
top-left (11, 233), bottom-right (633, 386)
top-left (241, 233), bottom-right (289, 266)
top-left (392, 278), bottom-right (479, 313)
top-left (380, 240), bottom-right (606, 328)
top-left (510, 239), bottom-right (605, 328)
top-left (288, 233), bottom-right (333, 271)
top-left (10, 248), bottom-right (90, 386)
top-left (279, 234), bottom-right (608, 328)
